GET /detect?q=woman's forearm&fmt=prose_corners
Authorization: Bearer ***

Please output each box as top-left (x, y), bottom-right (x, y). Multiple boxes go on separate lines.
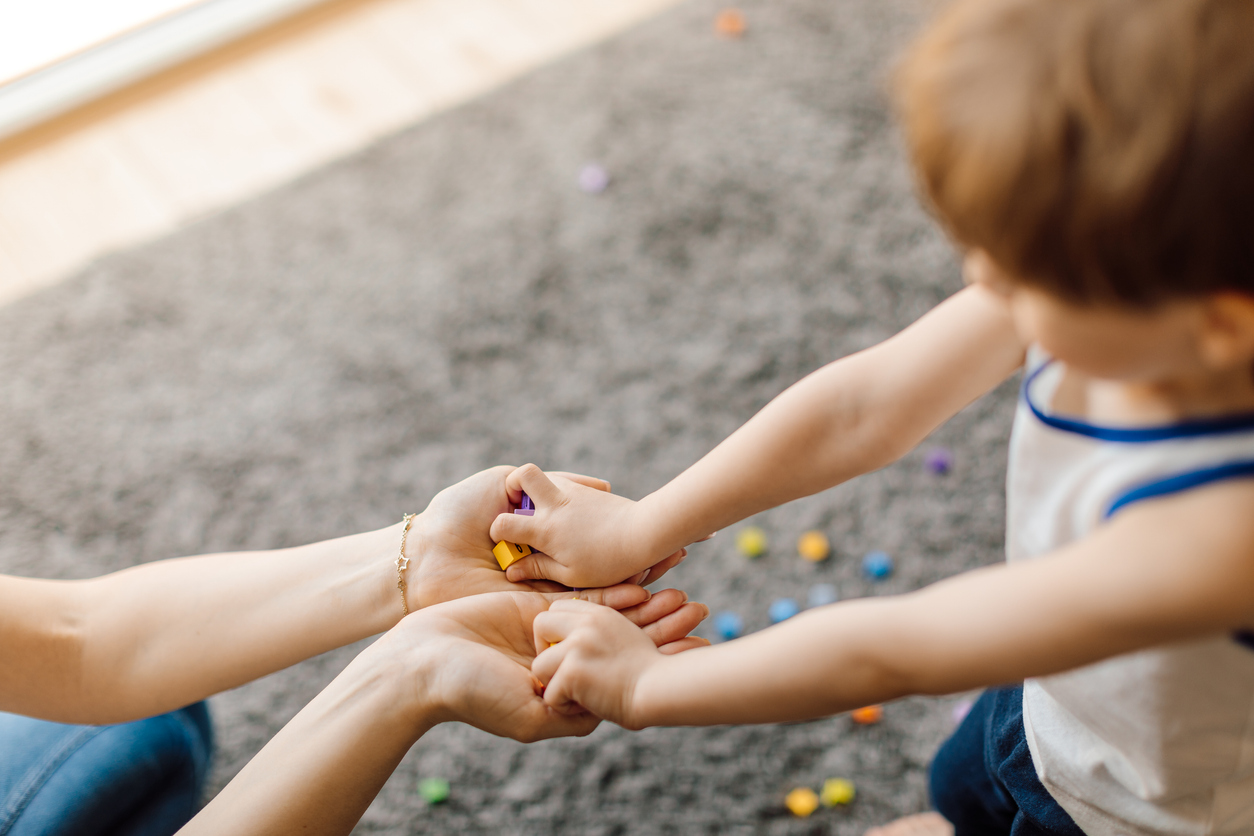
top-left (19, 523), bottom-right (408, 724)
top-left (179, 636), bottom-right (432, 836)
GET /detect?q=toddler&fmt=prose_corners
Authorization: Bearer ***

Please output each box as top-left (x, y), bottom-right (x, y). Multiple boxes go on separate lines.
top-left (492, 0), bottom-right (1254, 834)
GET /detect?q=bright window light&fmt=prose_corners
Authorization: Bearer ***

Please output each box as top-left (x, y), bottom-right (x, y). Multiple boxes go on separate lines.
top-left (0, 1), bottom-right (205, 85)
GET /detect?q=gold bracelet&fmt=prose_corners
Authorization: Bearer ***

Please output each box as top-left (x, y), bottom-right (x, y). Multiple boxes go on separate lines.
top-left (396, 513), bottom-right (416, 616)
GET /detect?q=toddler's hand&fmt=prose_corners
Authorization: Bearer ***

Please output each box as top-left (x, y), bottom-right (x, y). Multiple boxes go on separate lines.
top-left (530, 599), bottom-right (703, 728)
top-left (408, 465), bottom-right (610, 607)
top-left (392, 586), bottom-right (707, 743)
top-left (489, 464), bottom-right (689, 588)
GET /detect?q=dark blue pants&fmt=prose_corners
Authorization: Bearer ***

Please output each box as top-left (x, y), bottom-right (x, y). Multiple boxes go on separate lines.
top-left (930, 687), bottom-right (1085, 836)
top-left (0, 702), bottom-right (213, 836)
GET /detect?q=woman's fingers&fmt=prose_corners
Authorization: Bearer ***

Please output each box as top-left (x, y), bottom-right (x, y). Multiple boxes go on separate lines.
top-left (639, 548), bottom-right (688, 586)
top-left (539, 584), bottom-right (650, 611)
top-left (617, 588), bottom-right (687, 626)
top-left (658, 636), bottom-right (711, 655)
top-left (629, 598), bottom-right (709, 648)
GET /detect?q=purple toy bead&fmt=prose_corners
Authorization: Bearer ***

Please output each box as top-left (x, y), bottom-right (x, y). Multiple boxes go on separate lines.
top-left (578, 163), bottom-right (610, 194)
top-left (515, 491), bottom-right (535, 515)
top-left (924, 446), bottom-right (953, 475)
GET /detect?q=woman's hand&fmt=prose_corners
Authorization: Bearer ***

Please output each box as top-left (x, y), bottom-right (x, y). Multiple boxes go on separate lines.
top-left (390, 586), bottom-right (709, 741)
top-left (184, 586), bottom-right (708, 835)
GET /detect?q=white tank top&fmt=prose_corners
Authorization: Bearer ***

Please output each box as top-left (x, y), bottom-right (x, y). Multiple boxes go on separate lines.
top-left (1007, 352), bottom-right (1254, 836)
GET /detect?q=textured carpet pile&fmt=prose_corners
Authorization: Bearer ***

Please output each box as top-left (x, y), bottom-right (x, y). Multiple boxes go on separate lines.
top-left (0, 0), bottom-right (1018, 832)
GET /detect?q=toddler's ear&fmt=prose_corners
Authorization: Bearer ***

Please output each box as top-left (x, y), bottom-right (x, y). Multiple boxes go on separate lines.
top-left (1199, 293), bottom-right (1254, 368)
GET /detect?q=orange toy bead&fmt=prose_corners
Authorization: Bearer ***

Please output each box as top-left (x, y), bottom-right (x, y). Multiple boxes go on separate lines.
top-left (851, 705), bottom-right (884, 725)
top-left (714, 8), bottom-right (746, 37)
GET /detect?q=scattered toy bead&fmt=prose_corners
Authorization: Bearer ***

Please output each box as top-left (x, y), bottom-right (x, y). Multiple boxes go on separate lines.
top-left (785, 787), bottom-right (819, 817)
top-left (807, 583), bottom-right (839, 608)
top-left (924, 446), bottom-right (954, 475)
top-left (713, 610), bottom-right (743, 641)
top-left (736, 526), bottom-right (768, 558)
top-left (862, 550), bottom-right (893, 580)
top-left (578, 163), bottom-right (610, 194)
top-left (797, 530), bottom-right (830, 562)
top-left (851, 704), bottom-right (884, 725)
top-left (820, 778), bottom-right (856, 807)
top-left (769, 597), bottom-right (800, 624)
top-left (418, 777), bottom-right (450, 804)
top-left (952, 699), bottom-right (975, 725)
top-left (714, 8), bottom-right (746, 37)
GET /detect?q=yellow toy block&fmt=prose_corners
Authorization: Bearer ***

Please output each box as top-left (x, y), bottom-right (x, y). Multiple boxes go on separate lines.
top-left (493, 539), bottom-right (532, 570)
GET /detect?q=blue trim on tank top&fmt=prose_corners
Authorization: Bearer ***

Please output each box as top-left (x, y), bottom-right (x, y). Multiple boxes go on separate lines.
top-left (1105, 460), bottom-right (1254, 518)
top-left (1104, 460), bottom-right (1254, 653)
top-left (1023, 361), bottom-right (1254, 442)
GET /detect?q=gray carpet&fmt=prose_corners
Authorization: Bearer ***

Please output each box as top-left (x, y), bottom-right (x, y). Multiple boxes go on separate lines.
top-left (0, 0), bottom-right (1019, 832)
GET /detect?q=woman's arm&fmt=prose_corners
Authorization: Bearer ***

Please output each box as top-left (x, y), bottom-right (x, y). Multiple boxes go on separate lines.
top-left (0, 466), bottom-right (625, 724)
top-left (532, 479), bottom-right (1254, 727)
top-left (179, 588), bottom-right (708, 836)
top-left (493, 285), bottom-right (1027, 588)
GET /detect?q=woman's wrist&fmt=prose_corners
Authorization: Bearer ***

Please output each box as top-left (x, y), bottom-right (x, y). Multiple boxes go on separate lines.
top-left (359, 625), bottom-right (442, 735)
top-left (381, 512), bottom-right (429, 619)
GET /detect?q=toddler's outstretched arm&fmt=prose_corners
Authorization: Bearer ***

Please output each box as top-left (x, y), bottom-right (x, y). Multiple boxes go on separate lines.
top-left (531, 480), bottom-right (1254, 727)
top-left (493, 285), bottom-right (1026, 588)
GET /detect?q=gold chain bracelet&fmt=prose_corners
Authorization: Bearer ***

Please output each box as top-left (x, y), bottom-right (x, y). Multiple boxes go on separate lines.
top-left (396, 513), bottom-right (416, 616)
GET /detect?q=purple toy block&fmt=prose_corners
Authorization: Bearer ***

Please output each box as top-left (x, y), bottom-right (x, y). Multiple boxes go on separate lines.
top-left (521, 492), bottom-right (534, 512)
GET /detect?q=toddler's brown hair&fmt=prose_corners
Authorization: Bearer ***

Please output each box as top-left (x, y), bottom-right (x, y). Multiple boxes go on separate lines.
top-left (896, 0), bottom-right (1254, 306)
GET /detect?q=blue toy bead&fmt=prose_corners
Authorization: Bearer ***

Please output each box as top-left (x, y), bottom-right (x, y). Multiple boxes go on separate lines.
top-left (862, 550), bottom-right (893, 580)
top-left (807, 583), bottom-right (839, 608)
top-left (713, 611), bottom-right (743, 641)
top-left (768, 597), bottom-right (801, 624)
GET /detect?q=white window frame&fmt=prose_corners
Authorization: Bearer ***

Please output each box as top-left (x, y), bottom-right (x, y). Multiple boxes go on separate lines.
top-left (0, 0), bottom-right (329, 141)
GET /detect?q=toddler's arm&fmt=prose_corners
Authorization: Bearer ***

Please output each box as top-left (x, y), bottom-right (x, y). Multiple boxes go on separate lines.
top-left (532, 479), bottom-right (1254, 727)
top-left (494, 285), bottom-right (1026, 587)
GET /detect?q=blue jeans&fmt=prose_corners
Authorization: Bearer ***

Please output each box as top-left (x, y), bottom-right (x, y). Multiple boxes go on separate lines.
top-left (0, 702), bottom-right (213, 836)
top-left (930, 687), bottom-right (1085, 836)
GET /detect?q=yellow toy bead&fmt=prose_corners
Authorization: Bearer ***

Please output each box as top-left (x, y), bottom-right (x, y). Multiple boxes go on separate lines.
top-left (493, 540), bottom-right (532, 570)
top-left (820, 778), bottom-right (855, 806)
top-left (797, 530), bottom-right (830, 562)
top-left (785, 787), bottom-right (820, 817)
top-left (735, 526), bottom-right (768, 558)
